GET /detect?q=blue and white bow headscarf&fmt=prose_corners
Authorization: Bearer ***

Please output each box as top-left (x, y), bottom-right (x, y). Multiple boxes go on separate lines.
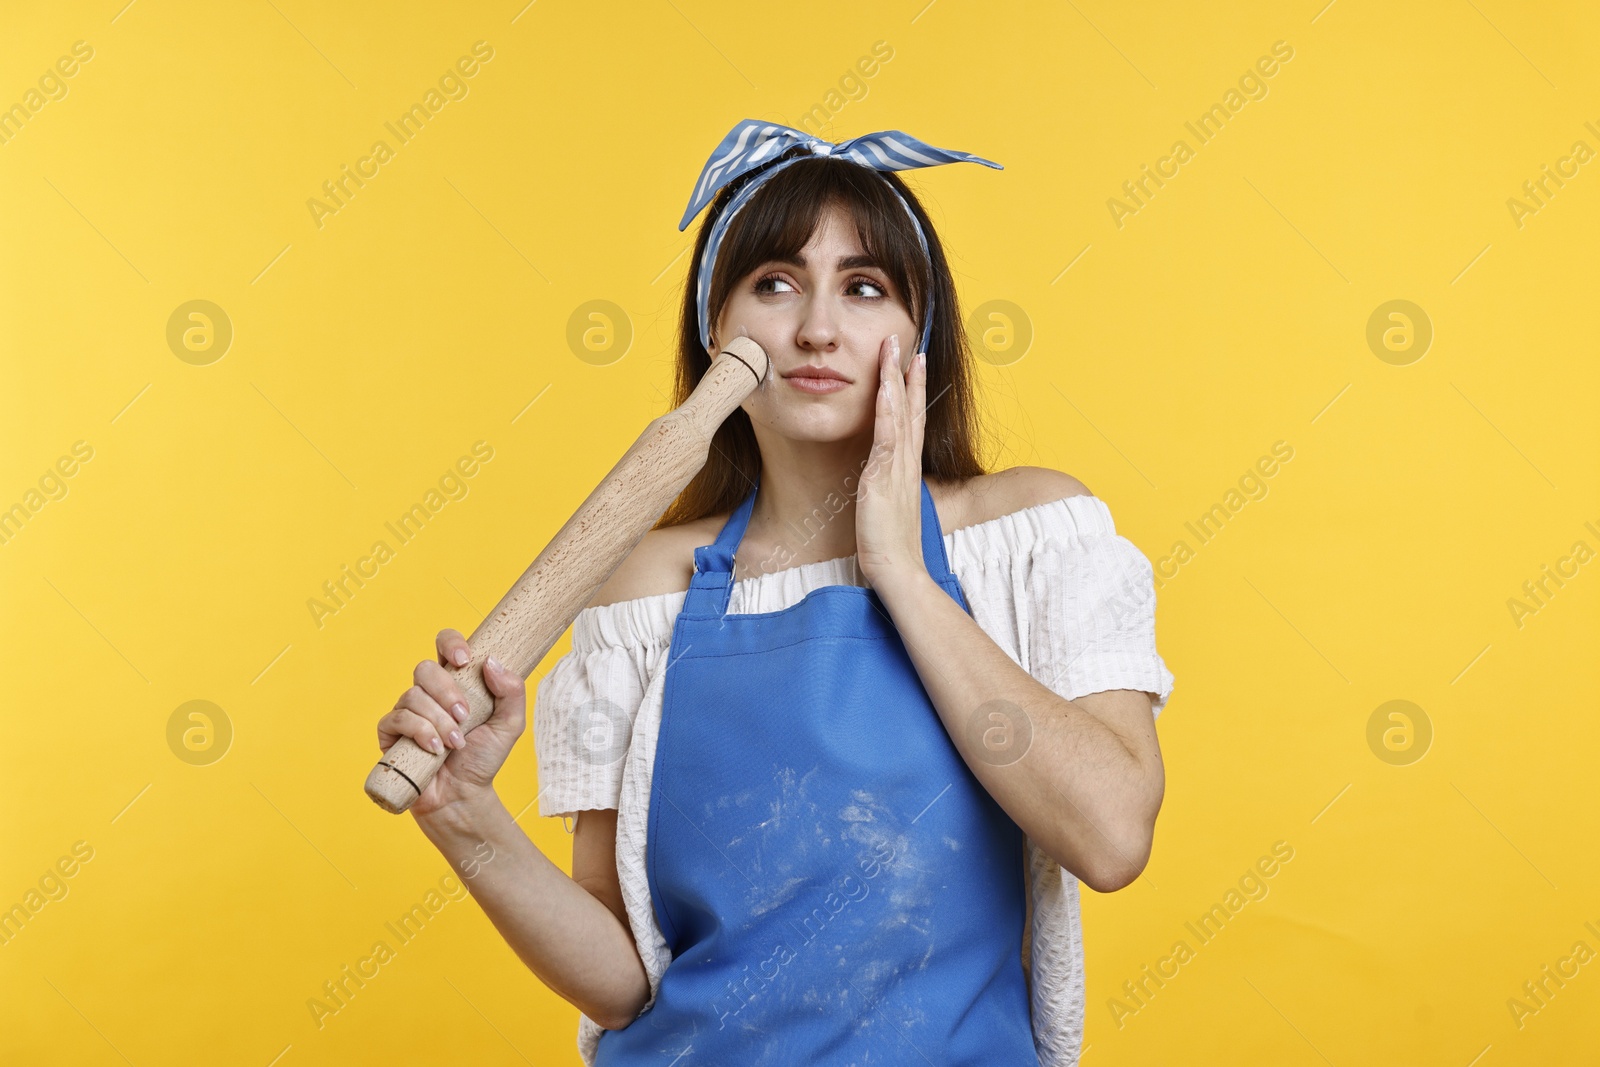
top-left (679, 119), bottom-right (1002, 358)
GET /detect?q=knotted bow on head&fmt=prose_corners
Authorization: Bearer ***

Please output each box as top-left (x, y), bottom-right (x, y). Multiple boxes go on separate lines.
top-left (678, 119), bottom-right (1002, 359)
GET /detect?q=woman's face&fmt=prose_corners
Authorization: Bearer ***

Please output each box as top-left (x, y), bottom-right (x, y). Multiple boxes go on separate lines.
top-left (713, 202), bottom-right (918, 443)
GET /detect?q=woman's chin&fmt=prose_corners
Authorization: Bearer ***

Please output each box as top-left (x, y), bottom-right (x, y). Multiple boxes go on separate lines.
top-left (753, 407), bottom-right (872, 444)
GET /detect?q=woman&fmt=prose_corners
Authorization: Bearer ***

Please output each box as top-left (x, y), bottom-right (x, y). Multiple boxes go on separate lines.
top-left (376, 121), bottom-right (1174, 1065)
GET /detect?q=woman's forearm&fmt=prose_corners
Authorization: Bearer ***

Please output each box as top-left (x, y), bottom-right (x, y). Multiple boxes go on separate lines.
top-left (414, 790), bottom-right (649, 1029)
top-left (873, 568), bottom-right (1161, 890)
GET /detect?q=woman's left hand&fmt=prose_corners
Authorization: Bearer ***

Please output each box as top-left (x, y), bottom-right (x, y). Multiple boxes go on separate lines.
top-left (855, 333), bottom-right (929, 592)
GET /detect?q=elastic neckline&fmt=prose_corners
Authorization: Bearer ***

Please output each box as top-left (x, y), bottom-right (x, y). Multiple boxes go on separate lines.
top-left (576, 491), bottom-right (1109, 631)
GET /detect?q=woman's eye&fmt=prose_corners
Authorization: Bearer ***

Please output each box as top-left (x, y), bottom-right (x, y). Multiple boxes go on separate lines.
top-left (754, 273), bottom-right (796, 295)
top-left (753, 272), bottom-right (887, 299)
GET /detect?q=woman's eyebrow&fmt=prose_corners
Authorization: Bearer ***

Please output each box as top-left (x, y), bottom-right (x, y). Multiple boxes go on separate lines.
top-left (772, 252), bottom-right (882, 271)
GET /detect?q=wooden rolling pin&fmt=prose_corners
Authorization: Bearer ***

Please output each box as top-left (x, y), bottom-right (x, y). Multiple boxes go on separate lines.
top-left (364, 336), bottom-right (770, 813)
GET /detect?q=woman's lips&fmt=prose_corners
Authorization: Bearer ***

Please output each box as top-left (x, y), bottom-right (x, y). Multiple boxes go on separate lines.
top-left (785, 375), bottom-right (850, 394)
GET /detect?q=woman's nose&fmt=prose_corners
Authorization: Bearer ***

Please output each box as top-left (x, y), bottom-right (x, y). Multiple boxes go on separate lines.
top-left (795, 295), bottom-right (841, 351)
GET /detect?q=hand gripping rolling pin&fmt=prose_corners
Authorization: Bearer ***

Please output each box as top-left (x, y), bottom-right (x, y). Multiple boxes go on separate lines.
top-left (363, 337), bottom-right (769, 814)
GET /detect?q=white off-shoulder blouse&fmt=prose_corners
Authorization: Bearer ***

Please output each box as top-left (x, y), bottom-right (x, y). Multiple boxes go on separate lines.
top-left (533, 492), bottom-right (1176, 1066)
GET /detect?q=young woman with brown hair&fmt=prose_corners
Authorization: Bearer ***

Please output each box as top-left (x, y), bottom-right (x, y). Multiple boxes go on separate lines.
top-left (377, 120), bottom-right (1174, 1065)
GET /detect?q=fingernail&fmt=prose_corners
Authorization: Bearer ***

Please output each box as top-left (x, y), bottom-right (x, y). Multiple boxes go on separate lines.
top-left (453, 649), bottom-right (468, 666)
top-left (916, 352), bottom-right (926, 370)
top-left (451, 702), bottom-right (468, 722)
top-left (429, 736), bottom-right (444, 754)
top-left (449, 729), bottom-right (464, 748)
top-left (487, 656), bottom-right (503, 673)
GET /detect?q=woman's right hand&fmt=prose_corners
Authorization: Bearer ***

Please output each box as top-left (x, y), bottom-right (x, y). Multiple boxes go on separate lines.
top-left (376, 628), bottom-right (527, 821)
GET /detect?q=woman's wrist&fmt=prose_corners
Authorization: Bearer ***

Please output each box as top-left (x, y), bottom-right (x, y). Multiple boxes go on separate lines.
top-left (412, 785), bottom-right (507, 844)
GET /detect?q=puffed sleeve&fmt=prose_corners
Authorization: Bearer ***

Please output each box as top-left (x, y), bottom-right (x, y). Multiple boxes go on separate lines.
top-left (532, 594), bottom-right (677, 822)
top-left (953, 494), bottom-right (1175, 716)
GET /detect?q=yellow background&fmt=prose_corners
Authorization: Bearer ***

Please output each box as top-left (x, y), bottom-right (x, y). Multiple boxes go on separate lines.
top-left (3, 0), bottom-right (1597, 1063)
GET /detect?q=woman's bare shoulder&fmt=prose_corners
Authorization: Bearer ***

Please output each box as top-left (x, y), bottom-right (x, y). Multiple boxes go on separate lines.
top-left (582, 512), bottom-right (732, 610)
top-left (938, 467), bottom-right (1092, 532)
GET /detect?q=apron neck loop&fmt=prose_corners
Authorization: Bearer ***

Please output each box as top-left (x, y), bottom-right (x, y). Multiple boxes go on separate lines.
top-left (685, 471), bottom-right (955, 618)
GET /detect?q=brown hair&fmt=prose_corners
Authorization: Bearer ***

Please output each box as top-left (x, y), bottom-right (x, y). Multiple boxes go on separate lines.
top-left (655, 148), bottom-right (991, 529)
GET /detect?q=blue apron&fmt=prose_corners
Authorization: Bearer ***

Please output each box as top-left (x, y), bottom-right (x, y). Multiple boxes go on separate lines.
top-left (594, 475), bottom-right (1037, 1066)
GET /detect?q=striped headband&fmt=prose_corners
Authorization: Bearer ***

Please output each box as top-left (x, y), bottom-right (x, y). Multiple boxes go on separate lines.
top-left (678, 118), bottom-right (1002, 359)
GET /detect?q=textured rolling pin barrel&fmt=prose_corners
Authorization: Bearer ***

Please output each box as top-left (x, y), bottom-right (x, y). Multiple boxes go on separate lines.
top-left (363, 337), bottom-right (770, 814)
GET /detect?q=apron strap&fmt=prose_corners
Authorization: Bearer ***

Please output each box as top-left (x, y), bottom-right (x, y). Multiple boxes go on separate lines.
top-left (917, 476), bottom-right (959, 586)
top-left (683, 474), bottom-right (760, 618)
top-left (683, 473), bottom-right (960, 618)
